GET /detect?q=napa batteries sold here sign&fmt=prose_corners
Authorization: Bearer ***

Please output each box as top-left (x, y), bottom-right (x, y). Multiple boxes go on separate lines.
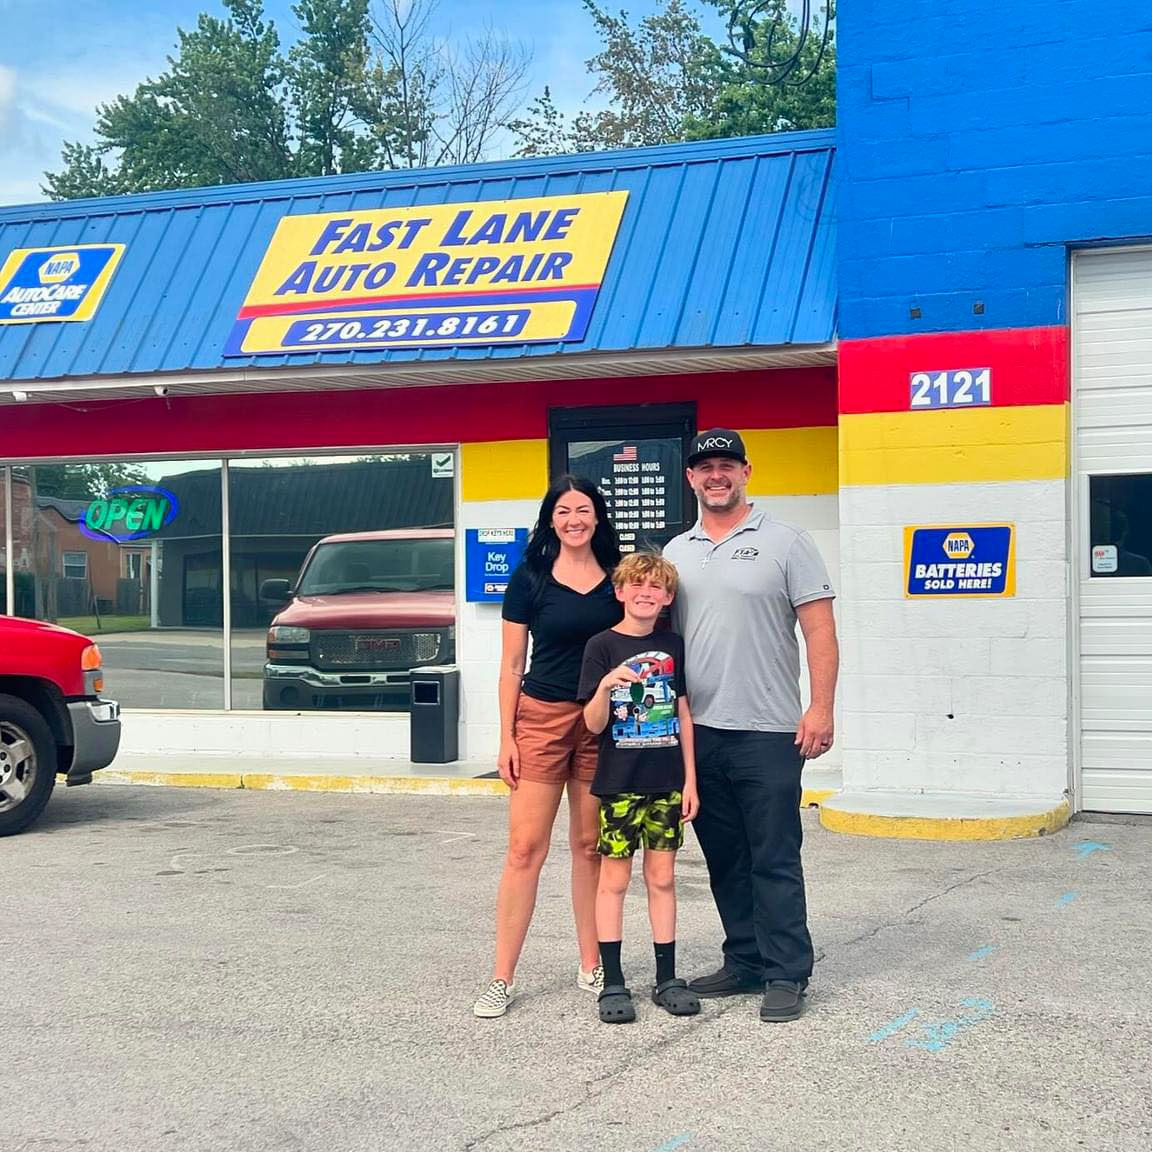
top-left (225, 192), bottom-right (629, 356)
top-left (904, 524), bottom-right (1016, 598)
top-left (0, 244), bottom-right (125, 324)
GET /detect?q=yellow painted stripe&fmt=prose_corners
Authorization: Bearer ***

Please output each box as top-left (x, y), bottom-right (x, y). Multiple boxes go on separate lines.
top-left (820, 800), bottom-right (1070, 841)
top-left (96, 770), bottom-right (831, 807)
top-left (739, 426), bottom-right (838, 495)
top-left (840, 404), bottom-right (1068, 486)
top-left (95, 770), bottom-right (245, 790)
top-left (460, 439), bottom-right (548, 502)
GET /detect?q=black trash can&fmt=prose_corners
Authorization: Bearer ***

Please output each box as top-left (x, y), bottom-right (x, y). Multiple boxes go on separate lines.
top-left (410, 665), bottom-right (460, 764)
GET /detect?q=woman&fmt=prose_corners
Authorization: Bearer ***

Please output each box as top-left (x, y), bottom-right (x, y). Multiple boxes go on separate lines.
top-left (473, 475), bottom-right (623, 1018)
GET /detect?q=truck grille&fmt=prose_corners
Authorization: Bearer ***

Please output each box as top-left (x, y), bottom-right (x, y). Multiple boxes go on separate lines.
top-left (311, 630), bottom-right (443, 671)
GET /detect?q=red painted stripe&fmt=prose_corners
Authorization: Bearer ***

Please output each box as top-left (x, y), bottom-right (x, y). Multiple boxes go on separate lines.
top-left (838, 327), bottom-right (1068, 414)
top-left (0, 368), bottom-right (837, 461)
top-left (239, 283), bottom-right (604, 319)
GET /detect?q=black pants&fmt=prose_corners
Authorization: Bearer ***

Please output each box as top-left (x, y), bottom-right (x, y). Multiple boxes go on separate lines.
top-left (692, 726), bottom-right (813, 984)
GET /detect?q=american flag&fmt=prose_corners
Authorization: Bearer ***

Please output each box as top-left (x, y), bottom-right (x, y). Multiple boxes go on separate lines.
top-left (613, 445), bottom-right (638, 462)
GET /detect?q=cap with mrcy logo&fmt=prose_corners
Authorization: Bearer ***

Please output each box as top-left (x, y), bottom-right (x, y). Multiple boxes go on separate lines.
top-left (686, 428), bottom-right (747, 468)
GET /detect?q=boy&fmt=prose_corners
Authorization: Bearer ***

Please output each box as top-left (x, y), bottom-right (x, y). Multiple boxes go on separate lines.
top-left (578, 552), bottom-right (701, 1024)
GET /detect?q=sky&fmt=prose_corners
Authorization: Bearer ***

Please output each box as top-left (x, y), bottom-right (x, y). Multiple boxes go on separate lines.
top-left (0, 0), bottom-right (677, 207)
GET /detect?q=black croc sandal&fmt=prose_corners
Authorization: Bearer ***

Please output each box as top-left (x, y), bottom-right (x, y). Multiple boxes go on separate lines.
top-left (598, 985), bottom-right (636, 1024)
top-left (651, 978), bottom-right (701, 1016)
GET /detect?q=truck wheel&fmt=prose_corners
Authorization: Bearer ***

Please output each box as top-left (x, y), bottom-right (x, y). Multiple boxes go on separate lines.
top-left (0, 693), bottom-right (57, 837)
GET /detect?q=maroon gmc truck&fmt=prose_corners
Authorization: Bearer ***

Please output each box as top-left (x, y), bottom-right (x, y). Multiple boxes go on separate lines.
top-left (260, 529), bottom-right (455, 711)
top-left (0, 616), bottom-right (122, 835)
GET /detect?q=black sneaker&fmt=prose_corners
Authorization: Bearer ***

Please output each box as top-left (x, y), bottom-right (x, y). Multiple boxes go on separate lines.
top-left (759, 980), bottom-right (806, 1022)
top-left (687, 967), bottom-right (762, 998)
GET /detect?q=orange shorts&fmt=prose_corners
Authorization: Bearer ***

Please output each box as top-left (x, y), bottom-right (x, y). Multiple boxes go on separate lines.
top-left (514, 694), bottom-right (599, 785)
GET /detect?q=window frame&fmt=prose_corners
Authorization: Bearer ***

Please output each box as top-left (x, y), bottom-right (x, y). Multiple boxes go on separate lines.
top-left (62, 550), bottom-right (89, 581)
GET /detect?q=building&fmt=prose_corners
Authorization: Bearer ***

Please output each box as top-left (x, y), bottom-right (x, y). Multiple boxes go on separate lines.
top-left (3, 0), bottom-right (1152, 831)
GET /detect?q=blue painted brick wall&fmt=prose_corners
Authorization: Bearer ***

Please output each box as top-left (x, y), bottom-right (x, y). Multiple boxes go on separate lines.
top-left (837, 0), bottom-right (1152, 339)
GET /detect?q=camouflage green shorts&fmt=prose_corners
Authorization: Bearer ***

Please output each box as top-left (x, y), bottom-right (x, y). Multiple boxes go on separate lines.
top-left (597, 792), bottom-right (684, 859)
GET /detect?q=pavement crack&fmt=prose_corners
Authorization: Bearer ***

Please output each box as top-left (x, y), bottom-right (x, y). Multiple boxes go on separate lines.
top-left (461, 999), bottom-right (747, 1151)
top-left (823, 867), bottom-right (1003, 956)
top-left (901, 867), bottom-right (1001, 916)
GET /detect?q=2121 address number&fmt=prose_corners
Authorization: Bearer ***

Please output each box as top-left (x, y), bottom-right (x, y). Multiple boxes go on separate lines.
top-left (909, 369), bottom-right (992, 409)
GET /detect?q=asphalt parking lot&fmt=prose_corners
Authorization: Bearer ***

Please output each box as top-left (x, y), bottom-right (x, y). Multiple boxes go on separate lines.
top-left (4, 785), bottom-right (1151, 1152)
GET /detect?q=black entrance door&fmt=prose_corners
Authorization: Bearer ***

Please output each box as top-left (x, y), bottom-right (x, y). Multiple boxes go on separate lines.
top-left (548, 403), bottom-right (697, 553)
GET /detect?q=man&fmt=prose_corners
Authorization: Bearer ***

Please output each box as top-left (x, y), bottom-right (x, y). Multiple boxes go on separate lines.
top-left (662, 428), bottom-right (838, 1022)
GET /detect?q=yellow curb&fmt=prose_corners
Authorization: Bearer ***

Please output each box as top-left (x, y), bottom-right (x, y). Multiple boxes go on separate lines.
top-left (96, 769), bottom-right (507, 796)
top-left (819, 800), bottom-right (1071, 841)
top-left (96, 770), bottom-right (246, 790)
top-left (241, 773), bottom-right (507, 797)
top-left (96, 771), bottom-right (839, 807)
top-left (801, 787), bottom-right (837, 809)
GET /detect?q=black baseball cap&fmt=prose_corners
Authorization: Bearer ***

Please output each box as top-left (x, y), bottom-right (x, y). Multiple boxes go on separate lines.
top-left (686, 428), bottom-right (748, 468)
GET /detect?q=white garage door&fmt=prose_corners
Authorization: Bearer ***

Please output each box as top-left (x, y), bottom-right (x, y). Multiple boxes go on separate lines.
top-left (1074, 248), bottom-right (1152, 813)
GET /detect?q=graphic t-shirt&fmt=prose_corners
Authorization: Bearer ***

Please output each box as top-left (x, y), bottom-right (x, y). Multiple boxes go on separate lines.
top-left (502, 565), bottom-right (623, 702)
top-left (577, 628), bottom-right (687, 797)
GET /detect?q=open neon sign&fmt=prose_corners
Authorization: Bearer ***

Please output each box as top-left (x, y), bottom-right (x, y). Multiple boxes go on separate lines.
top-left (81, 485), bottom-right (180, 542)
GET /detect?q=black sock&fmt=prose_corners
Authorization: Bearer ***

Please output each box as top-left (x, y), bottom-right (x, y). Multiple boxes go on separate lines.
top-left (654, 940), bottom-right (676, 985)
top-left (599, 940), bottom-right (623, 987)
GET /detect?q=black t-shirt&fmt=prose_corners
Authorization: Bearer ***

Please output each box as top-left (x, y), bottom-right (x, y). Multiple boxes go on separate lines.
top-left (577, 628), bottom-right (688, 797)
top-left (502, 564), bottom-right (623, 703)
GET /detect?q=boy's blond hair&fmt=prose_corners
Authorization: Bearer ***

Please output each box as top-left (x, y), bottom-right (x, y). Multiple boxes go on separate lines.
top-left (611, 551), bottom-right (679, 596)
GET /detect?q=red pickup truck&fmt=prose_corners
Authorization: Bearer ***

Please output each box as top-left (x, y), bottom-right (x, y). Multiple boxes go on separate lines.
top-left (260, 528), bottom-right (455, 711)
top-left (0, 616), bottom-right (122, 835)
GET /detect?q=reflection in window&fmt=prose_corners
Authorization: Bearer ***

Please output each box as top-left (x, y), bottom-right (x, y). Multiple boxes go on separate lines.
top-left (1089, 475), bottom-right (1152, 577)
top-left (15, 461), bottom-right (225, 709)
top-left (62, 550), bottom-right (89, 580)
top-left (227, 455), bottom-right (457, 713)
top-left (0, 467), bottom-right (8, 614)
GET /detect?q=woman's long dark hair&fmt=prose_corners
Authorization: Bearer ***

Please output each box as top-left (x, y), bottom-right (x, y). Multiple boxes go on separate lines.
top-left (521, 474), bottom-right (621, 595)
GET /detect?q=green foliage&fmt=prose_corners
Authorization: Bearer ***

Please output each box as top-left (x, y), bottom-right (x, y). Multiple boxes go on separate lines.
top-left (43, 0), bottom-right (528, 199)
top-left (28, 463), bottom-right (153, 502)
top-left (511, 0), bottom-right (835, 157)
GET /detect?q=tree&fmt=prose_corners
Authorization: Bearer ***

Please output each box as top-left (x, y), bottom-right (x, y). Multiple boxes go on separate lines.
top-left (43, 0), bottom-right (530, 199)
top-left (30, 463), bottom-right (153, 502)
top-left (365, 0), bottom-right (530, 168)
top-left (510, 0), bottom-right (835, 157)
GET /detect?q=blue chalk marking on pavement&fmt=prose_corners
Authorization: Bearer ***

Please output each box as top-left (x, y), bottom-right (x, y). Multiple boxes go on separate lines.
top-left (905, 998), bottom-right (994, 1053)
top-left (867, 1009), bottom-right (919, 1044)
top-left (650, 1135), bottom-right (693, 1152)
top-left (1056, 891), bottom-right (1078, 907)
top-left (1075, 841), bottom-right (1111, 858)
top-left (966, 945), bottom-right (997, 961)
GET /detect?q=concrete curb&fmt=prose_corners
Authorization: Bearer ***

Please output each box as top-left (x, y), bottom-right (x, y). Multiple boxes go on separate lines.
top-left (819, 798), bottom-right (1072, 841)
top-left (95, 770), bottom-right (838, 808)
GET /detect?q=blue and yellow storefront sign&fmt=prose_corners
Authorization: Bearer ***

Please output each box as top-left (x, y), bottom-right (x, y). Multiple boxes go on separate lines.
top-left (904, 524), bottom-right (1016, 598)
top-left (0, 244), bottom-right (125, 324)
top-left (225, 192), bottom-right (629, 356)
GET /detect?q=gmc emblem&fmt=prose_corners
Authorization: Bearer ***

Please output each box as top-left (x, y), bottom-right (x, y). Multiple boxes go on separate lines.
top-left (354, 637), bottom-right (401, 652)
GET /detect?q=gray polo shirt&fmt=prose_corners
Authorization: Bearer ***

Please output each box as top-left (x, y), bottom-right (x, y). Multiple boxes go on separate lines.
top-left (663, 507), bottom-right (834, 733)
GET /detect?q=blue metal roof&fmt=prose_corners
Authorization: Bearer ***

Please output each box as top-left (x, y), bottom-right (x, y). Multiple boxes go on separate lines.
top-left (0, 130), bottom-right (836, 383)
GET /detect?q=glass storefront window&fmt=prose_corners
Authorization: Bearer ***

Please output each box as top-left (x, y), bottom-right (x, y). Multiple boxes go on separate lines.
top-left (228, 454), bottom-right (456, 712)
top-left (14, 460), bottom-right (225, 708)
top-left (1, 450), bottom-right (459, 713)
top-left (1089, 474), bottom-right (1152, 577)
top-left (1, 467), bottom-right (8, 613)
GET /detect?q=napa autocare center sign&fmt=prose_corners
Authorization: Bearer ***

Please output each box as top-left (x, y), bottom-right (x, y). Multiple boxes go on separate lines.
top-left (904, 524), bottom-right (1016, 598)
top-left (0, 244), bottom-right (125, 323)
top-left (225, 192), bottom-right (630, 356)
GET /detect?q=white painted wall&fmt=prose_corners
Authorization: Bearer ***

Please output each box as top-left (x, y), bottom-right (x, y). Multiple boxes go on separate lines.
top-left (838, 479), bottom-right (1069, 802)
top-left (456, 498), bottom-right (539, 761)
